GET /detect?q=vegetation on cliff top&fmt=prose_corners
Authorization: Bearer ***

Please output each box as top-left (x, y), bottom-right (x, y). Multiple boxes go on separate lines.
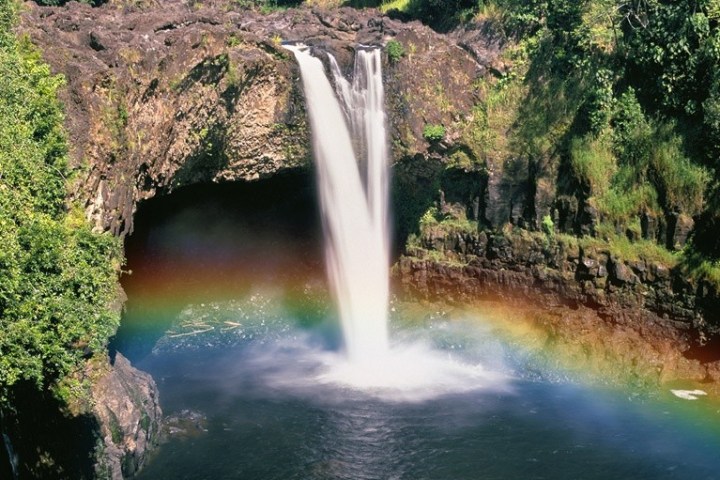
top-left (0, 0), bottom-right (121, 406)
top-left (382, 0), bottom-right (720, 285)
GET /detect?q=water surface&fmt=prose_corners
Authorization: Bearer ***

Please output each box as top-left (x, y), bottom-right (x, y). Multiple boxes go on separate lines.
top-left (132, 301), bottom-right (720, 480)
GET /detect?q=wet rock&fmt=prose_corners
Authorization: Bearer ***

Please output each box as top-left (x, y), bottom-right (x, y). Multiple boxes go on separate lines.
top-left (610, 260), bottom-right (638, 286)
top-left (556, 195), bottom-right (579, 234)
top-left (92, 353), bottom-right (162, 479)
top-left (577, 255), bottom-right (598, 280)
top-left (641, 210), bottom-right (660, 241)
top-left (667, 213), bottom-right (694, 251)
top-left (579, 203), bottom-right (598, 236)
top-left (396, 224), bottom-right (718, 348)
top-left (449, 19), bottom-right (505, 72)
top-left (164, 410), bottom-right (208, 439)
top-left (484, 157), bottom-right (530, 229)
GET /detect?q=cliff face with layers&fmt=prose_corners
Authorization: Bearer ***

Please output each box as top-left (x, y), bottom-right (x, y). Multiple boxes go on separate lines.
top-left (21, 0), bottom-right (499, 236)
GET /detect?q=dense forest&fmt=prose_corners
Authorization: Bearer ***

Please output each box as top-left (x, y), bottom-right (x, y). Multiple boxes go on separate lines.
top-left (0, 0), bottom-right (120, 409)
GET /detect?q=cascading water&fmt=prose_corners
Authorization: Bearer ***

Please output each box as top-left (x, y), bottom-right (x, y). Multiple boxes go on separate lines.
top-left (285, 45), bottom-right (390, 366)
top-left (285, 44), bottom-right (501, 395)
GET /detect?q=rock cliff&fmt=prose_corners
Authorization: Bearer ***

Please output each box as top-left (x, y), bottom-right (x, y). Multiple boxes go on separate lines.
top-left (92, 353), bottom-right (161, 479)
top-left (0, 352), bottom-right (160, 480)
top-left (21, 0), bottom-right (499, 236)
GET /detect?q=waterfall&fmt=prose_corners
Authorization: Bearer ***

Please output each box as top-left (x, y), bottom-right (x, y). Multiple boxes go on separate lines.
top-left (285, 45), bottom-right (390, 365)
top-left (1, 412), bottom-right (18, 480)
top-left (1, 433), bottom-right (18, 480)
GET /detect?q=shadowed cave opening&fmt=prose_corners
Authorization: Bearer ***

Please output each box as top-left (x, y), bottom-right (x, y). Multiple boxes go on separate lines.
top-left (112, 169), bottom-right (327, 361)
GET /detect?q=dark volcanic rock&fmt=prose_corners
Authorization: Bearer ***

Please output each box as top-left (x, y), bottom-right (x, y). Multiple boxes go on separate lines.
top-left (92, 353), bottom-right (161, 479)
top-left (21, 1), bottom-right (497, 236)
top-left (397, 229), bottom-right (720, 348)
top-left (0, 353), bottom-right (160, 480)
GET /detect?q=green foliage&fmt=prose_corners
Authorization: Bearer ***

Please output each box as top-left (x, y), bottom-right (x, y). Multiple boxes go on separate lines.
top-left (541, 214), bottom-right (554, 236)
top-left (364, 0), bottom-right (478, 30)
top-left (386, 39), bottom-right (405, 63)
top-left (465, 0), bottom-right (714, 250)
top-left (377, 0), bottom-right (408, 11)
top-left (422, 123), bottom-right (445, 143)
top-left (388, 0), bottom-right (720, 288)
top-left (0, 0), bottom-right (121, 405)
top-left (681, 249), bottom-right (720, 291)
top-left (405, 0), bottom-right (478, 29)
top-left (570, 135), bottom-right (615, 196)
top-left (419, 206), bottom-right (439, 229)
top-left (418, 205), bottom-right (477, 239)
top-left (649, 124), bottom-right (709, 216)
top-left (623, 1), bottom-right (720, 116)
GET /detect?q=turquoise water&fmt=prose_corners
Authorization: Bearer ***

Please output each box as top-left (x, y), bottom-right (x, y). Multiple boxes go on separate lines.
top-left (129, 301), bottom-right (720, 480)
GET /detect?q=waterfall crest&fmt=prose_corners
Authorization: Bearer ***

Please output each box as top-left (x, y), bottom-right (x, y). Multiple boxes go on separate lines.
top-left (285, 45), bottom-right (390, 365)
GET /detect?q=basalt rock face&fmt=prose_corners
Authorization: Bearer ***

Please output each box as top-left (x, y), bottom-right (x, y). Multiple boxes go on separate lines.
top-left (0, 353), bottom-right (160, 480)
top-left (92, 353), bottom-right (161, 480)
top-left (21, 0), bottom-right (500, 236)
top-left (396, 228), bottom-right (720, 368)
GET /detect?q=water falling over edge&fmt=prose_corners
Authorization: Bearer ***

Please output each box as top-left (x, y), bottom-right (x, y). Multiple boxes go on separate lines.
top-left (285, 44), bottom-right (390, 365)
top-left (282, 44), bottom-right (510, 397)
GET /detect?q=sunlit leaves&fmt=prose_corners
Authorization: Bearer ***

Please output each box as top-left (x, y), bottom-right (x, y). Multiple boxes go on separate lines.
top-left (0, 0), bottom-right (121, 405)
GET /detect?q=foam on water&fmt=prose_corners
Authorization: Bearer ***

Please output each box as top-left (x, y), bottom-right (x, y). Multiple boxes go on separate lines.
top-left (315, 343), bottom-right (508, 402)
top-left (232, 331), bottom-right (511, 403)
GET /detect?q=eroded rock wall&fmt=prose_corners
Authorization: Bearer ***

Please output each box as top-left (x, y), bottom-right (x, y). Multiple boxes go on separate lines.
top-left (397, 228), bottom-right (720, 357)
top-left (21, 1), bottom-right (498, 236)
top-left (92, 353), bottom-right (161, 479)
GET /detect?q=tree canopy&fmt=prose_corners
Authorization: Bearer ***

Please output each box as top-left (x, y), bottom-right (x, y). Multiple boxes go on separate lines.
top-left (0, 0), bottom-right (121, 405)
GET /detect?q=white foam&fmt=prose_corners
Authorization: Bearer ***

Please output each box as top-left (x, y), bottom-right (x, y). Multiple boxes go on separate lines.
top-left (670, 389), bottom-right (707, 401)
top-left (236, 332), bottom-right (511, 403)
top-left (315, 342), bottom-right (509, 402)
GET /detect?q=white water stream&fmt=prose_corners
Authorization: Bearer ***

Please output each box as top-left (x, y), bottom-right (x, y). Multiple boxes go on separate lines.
top-left (285, 45), bottom-right (390, 365)
top-left (285, 44), bottom-right (501, 395)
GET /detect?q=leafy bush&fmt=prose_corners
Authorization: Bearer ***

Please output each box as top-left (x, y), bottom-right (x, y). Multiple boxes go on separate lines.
top-left (541, 214), bottom-right (554, 236)
top-left (569, 135), bottom-right (615, 196)
top-left (0, 0), bottom-right (121, 405)
top-left (423, 123), bottom-right (446, 143)
top-left (406, 0), bottom-right (477, 30)
top-left (386, 39), bottom-right (405, 63)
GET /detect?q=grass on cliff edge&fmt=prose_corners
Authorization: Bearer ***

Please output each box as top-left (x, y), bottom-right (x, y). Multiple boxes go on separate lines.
top-left (0, 0), bottom-right (122, 409)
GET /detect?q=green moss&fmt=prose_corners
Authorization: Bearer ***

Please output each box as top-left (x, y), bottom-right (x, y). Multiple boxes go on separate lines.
top-left (578, 230), bottom-right (678, 266)
top-left (422, 124), bottom-right (446, 143)
top-left (378, 0), bottom-right (410, 13)
top-left (541, 214), bottom-right (554, 237)
top-left (108, 411), bottom-right (123, 445)
top-left (140, 411), bottom-right (151, 432)
top-left (386, 39), bottom-right (405, 63)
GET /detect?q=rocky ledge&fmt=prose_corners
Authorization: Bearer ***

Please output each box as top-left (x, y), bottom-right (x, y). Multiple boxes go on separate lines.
top-left (0, 352), bottom-right (160, 480)
top-left (92, 353), bottom-right (161, 479)
top-left (21, 0), bottom-right (501, 236)
top-left (396, 227), bottom-right (720, 384)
